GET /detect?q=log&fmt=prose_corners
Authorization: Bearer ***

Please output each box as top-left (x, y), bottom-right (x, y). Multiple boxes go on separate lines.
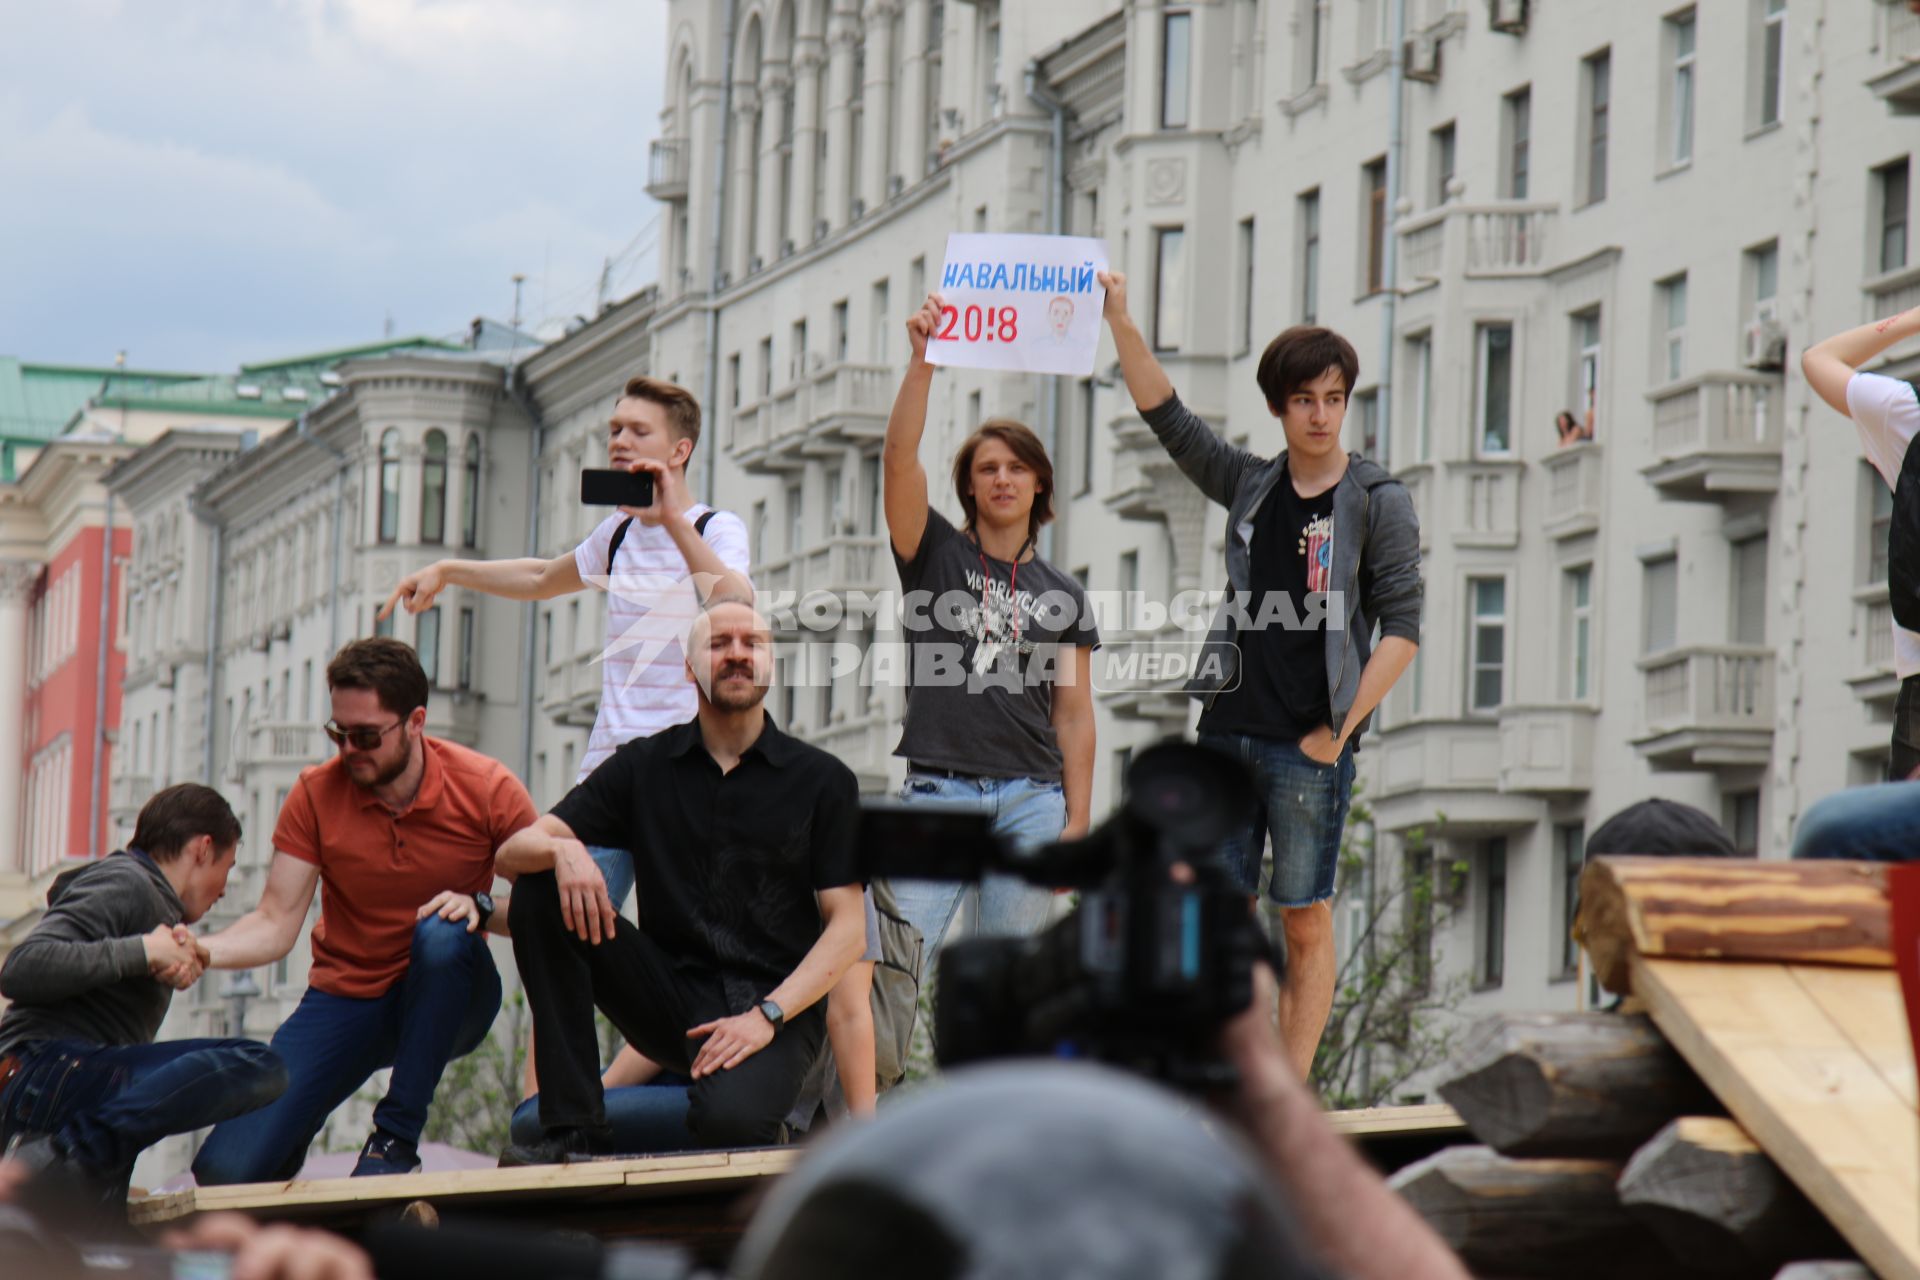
top-left (1617, 1117), bottom-right (1848, 1278)
top-left (1573, 857), bottom-right (1890, 994)
top-left (1388, 1145), bottom-right (1691, 1280)
top-left (1437, 1012), bottom-right (1718, 1156)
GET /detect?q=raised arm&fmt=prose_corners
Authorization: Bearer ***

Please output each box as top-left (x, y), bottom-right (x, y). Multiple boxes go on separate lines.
top-left (201, 852), bottom-right (321, 971)
top-left (1097, 270), bottom-right (1174, 412)
top-left (1803, 308), bottom-right (1920, 417)
top-left (380, 552), bottom-right (583, 621)
top-left (883, 294), bottom-right (943, 561)
top-left (619, 461), bottom-right (754, 604)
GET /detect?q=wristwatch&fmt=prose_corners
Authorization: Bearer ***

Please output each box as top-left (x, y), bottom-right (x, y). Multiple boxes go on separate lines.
top-left (471, 891), bottom-right (495, 932)
top-left (757, 998), bottom-right (786, 1031)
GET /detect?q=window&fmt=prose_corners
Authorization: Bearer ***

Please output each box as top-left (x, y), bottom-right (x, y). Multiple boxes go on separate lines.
top-left (832, 300), bottom-right (850, 363)
top-left (909, 256), bottom-right (925, 307)
top-left (302, 659), bottom-right (314, 720)
top-left (871, 279), bottom-right (891, 364)
top-left (457, 607), bottom-right (475, 689)
top-left (1573, 308), bottom-right (1602, 427)
top-left (973, 204), bottom-right (988, 233)
top-left (1758, 0), bottom-right (1786, 128)
top-left (1566, 565), bottom-right (1593, 700)
top-left (420, 429), bottom-right (448, 544)
top-left (790, 319), bottom-right (809, 382)
top-left (1878, 159), bottom-right (1911, 275)
top-left (827, 466), bottom-right (846, 533)
top-left (1557, 823), bottom-right (1585, 978)
top-left (1304, 0), bottom-right (1331, 88)
top-left (1871, 471), bottom-right (1894, 584)
top-left (567, 599), bottom-right (581, 656)
top-left (1161, 10), bottom-right (1192, 130)
top-left (1582, 50), bottom-right (1611, 205)
top-left (1408, 332), bottom-right (1433, 464)
top-left (1299, 189), bottom-right (1321, 324)
top-left (968, 389), bottom-right (983, 431)
top-left (786, 483), bottom-right (805, 554)
top-left (1475, 323), bottom-right (1514, 455)
top-left (374, 605), bottom-right (395, 639)
top-left (1660, 274), bottom-right (1689, 382)
top-left (1468, 577), bottom-right (1507, 713)
top-left (1731, 535), bottom-right (1768, 645)
top-left (1153, 227), bottom-right (1187, 351)
top-left (1745, 241), bottom-right (1780, 322)
top-left (1503, 87), bottom-right (1531, 199)
top-left (1354, 388), bottom-right (1381, 459)
top-left (460, 436), bottom-right (481, 548)
top-left (1119, 549), bottom-right (1140, 629)
top-left (1479, 839), bottom-right (1508, 988)
top-left (1363, 158), bottom-right (1388, 295)
top-left (727, 353), bottom-right (741, 409)
top-left (377, 429), bottom-right (401, 543)
top-left (862, 455), bottom-right (882, 535)
top-left (543, 609), bottom-right (553, 665)
top-left (750, 499), bottom-right (767, 564)
top-left (1724, 790), bottom-right (1760, 856)
top-left (1667, 10), bottom-right (1696, 168)
top-left (1643, 555), bottom-right (1679, 654)
top-left (1077, 378), bottom-right (1097, 496)
top-left (758, 336), bottom-right (774, 399)
top-left (1236, 217), bottom-right (1256, 355)
top-left (1430, 123), bottom-right (1457, 207)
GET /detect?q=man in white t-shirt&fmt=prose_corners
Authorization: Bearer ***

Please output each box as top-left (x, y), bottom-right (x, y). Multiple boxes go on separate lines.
top-left (1803, 307), bottom-right (1920, 781)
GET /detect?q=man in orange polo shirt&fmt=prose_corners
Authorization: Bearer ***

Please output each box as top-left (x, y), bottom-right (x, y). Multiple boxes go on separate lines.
top-left (190, 638), bottom-right (536, 1182)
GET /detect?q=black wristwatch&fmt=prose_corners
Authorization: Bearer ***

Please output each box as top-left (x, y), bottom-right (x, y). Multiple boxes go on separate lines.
top-left (757, 998), bottom-right (786, 1032)
top-left (472, 891), bottom-right (495, 932)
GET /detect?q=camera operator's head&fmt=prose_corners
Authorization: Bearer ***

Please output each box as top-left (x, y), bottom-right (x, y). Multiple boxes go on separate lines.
top-left (685, 595), bottom-right (773, 712)
top-left (732, 1062), bottom-right (1329, 1280)
top-left (609, 375), bottom-right (702, 476)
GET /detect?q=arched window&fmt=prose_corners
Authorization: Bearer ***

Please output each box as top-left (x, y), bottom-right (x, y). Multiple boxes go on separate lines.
top-left (461, 434), bottom-right (482, 548)
top-left (377, 429), bottom-right (402, 543)
top-left (421, 429), bottom-right (448, 544)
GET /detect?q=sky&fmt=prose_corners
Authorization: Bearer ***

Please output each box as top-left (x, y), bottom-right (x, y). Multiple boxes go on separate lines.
top-left (0, 0), bottom-right (669, 372)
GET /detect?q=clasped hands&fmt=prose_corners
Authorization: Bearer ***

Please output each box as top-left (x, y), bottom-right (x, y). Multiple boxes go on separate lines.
top-left (144, 923), bottom-right (212, 990)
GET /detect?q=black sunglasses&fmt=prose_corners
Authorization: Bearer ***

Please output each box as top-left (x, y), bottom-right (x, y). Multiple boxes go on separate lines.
top-left (323, 718), bottom-right (405, 751)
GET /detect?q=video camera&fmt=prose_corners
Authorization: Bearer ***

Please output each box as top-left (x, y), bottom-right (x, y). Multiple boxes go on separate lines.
top-left (861, 740), bottom-right (1282, 1091)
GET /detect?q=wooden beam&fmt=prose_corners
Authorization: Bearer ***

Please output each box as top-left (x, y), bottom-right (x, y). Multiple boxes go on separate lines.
top-left (1574, 858), bottom-right (1890, 994)
top-left (1437, 1012), bottom-right (1718, 1156)
top-left (1388, 1145), bottom-right (1692, 1279)
top-left (1633, 956), bottom-right (1920, 1280)
top-left (1618, 1117), bottom-right (1847, 1276)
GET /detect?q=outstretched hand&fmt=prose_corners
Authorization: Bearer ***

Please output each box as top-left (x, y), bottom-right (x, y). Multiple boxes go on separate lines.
top-left (907, 293), bottom-right (944, 369)
top-left (1097, 270), bottom-right (1128, 324)
top-left (379, 562), bottom-right (449, 622)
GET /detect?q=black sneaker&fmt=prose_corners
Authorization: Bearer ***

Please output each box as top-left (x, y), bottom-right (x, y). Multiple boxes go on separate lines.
top-left (350, 1130), bottom-right (421, 1177)
top-left (497, 1127), bottom-right (610, 1168)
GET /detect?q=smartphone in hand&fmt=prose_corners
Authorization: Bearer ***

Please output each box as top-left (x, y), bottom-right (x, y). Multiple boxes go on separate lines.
top-left (580, 468), bottom-right (655, 508)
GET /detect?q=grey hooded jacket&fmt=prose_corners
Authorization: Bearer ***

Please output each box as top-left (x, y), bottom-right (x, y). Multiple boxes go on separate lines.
top-left (1140, 393), bottom-right (1423, 740)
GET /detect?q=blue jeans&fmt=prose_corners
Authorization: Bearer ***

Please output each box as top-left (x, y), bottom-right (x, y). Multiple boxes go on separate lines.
top-left (192, 915), bottom-right (501, 1185)
top-left (1791, 781), bottom-right (1920, 863)
top-left (0, 1038), bottom-right (285, 1190)
top-left (886, 773), bottom-right (1066, 972)
top-left (588, 845), bottom-right (635, 912)
top-left (510, 1078), bottom-right (693, 1153)
top-left (1199, 732), bottom-right (1355, 907)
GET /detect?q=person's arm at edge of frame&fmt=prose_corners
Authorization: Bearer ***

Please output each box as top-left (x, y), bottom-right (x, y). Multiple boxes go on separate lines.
top-left (1802, 306), bottom-right (1920, 417)
top-left (378, 549), bottom-right (584, 623)
top-left (1051, 645), bottom-right (1096, 840)
top-left (1221, 962), bottom-right (1472, 1280)
top-left (200, 851), bottom-right (321, 971)
top-left (883, 294), bottom-right (940, 562)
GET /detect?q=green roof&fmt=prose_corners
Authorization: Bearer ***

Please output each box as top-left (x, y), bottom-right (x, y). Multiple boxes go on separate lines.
top-left (239, 335), bottom-right (463, 376)
top-left (0, 358), bottom-right (214, 440)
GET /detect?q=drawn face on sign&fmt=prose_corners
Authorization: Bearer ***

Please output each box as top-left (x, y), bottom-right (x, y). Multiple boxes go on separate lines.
top-left (1048, 296), bottom-right (1074, 339)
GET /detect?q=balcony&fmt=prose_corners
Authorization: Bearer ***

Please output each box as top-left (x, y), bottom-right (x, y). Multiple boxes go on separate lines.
top-left (110, 772), bottom-right (155, 818)
top-left (1868, 2), bottom-right (1920, 112)
top-left (1452, 460), bottom-right (1521, 549)
top-left (757, 535), bottom-right (890, 610)
top-left (541, 657), bottom-right (601, 729)
top-left (1094, 625), bottom-right (1199, 728)
top-left (1497, 705), bottom-right (1596, 794)
top-left (1369, 719), bottom-right (1541, 835)
top-left (731, 364), bottom-right (892, 474)
top-left (1396, 201), bottom-right (1560, 291)
top-left (805, 362), bottom-right (892, 449)
top-left (1107, 420), bottom-right (1213, 590)
top-left (1641, 372), bottom-right (1784, 501)
top-left (1846, 586), bottom-right (1902, 709)
top-left (425, 687), bottom-right (485, 747)
top-left (1633, 645), bottom-right (1775, 771)
top-left (239, 721), bottom-right (323, 769)
top-left (646, 138), bottom-right (690, 200)
top-left (1539, 443), bottom-right (1602, 540)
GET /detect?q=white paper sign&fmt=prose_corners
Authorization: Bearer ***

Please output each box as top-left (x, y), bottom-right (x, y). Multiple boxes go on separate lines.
top-left (925, 233), bottom-right (1109, 377)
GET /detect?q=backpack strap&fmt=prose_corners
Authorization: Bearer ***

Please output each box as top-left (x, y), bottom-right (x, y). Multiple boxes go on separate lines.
top-left (607, 509), bottom-right (721, 576)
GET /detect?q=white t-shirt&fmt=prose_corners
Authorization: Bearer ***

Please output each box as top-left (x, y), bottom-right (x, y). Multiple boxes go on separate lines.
top-left (1850, 371), bottom-right (1920, 679)
top-left (572, 505), bottom-right (752, 779)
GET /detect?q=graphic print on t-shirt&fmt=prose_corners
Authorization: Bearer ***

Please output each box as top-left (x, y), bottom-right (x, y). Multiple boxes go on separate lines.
top-left (963, 566), bottom-right (1040, 675)
top-left (1301, 513), bottom-right (1335, 595)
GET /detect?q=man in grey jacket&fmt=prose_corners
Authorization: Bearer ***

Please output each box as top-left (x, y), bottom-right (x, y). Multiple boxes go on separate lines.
top-left (1100, 271), bottom-right (1422, 1076)
top-left (0, 784), bottom-right (286, 1207)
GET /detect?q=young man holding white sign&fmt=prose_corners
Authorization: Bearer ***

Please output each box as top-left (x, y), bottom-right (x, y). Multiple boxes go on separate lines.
top-left (883, 292), bottom-right (1100, 977)
top-left (1099, 272), bottom-right (1423, 1078)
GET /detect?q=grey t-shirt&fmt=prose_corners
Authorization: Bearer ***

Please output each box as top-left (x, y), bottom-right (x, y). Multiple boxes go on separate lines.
top-left (892, 509), bottom-right (1099, 780)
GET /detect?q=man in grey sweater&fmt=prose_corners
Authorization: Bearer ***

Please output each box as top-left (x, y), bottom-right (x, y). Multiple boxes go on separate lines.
top-left (0, 784), bottom-right (286, 1207)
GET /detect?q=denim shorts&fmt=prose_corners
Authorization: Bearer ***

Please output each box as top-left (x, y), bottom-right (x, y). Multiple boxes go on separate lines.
top-left (1198, 731), bottom-right (1355, 907)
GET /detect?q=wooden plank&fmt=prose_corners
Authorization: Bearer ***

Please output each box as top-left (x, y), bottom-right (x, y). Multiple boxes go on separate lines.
top-left (1325, 1102), bottom-right (1465, 1139)
top-left (1633, 956), bottom-right (1920, 1280)
top-left (1575, 858), bottom-right (1891, 994)
top-left (1787, 964), bottom-right (1919, 1111)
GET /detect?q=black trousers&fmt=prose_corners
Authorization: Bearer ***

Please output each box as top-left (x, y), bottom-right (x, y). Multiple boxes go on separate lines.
top-left (509, 870), bottom-right (823, 1148)
top-left (1895, 675), bottom-right (1920, 782)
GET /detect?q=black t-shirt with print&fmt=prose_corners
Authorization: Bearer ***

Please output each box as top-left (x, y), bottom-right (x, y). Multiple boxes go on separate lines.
top-left (892, 509), bottom-right (1100, 780)
top-left (1199, 464), bottom-right (1335, 741)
